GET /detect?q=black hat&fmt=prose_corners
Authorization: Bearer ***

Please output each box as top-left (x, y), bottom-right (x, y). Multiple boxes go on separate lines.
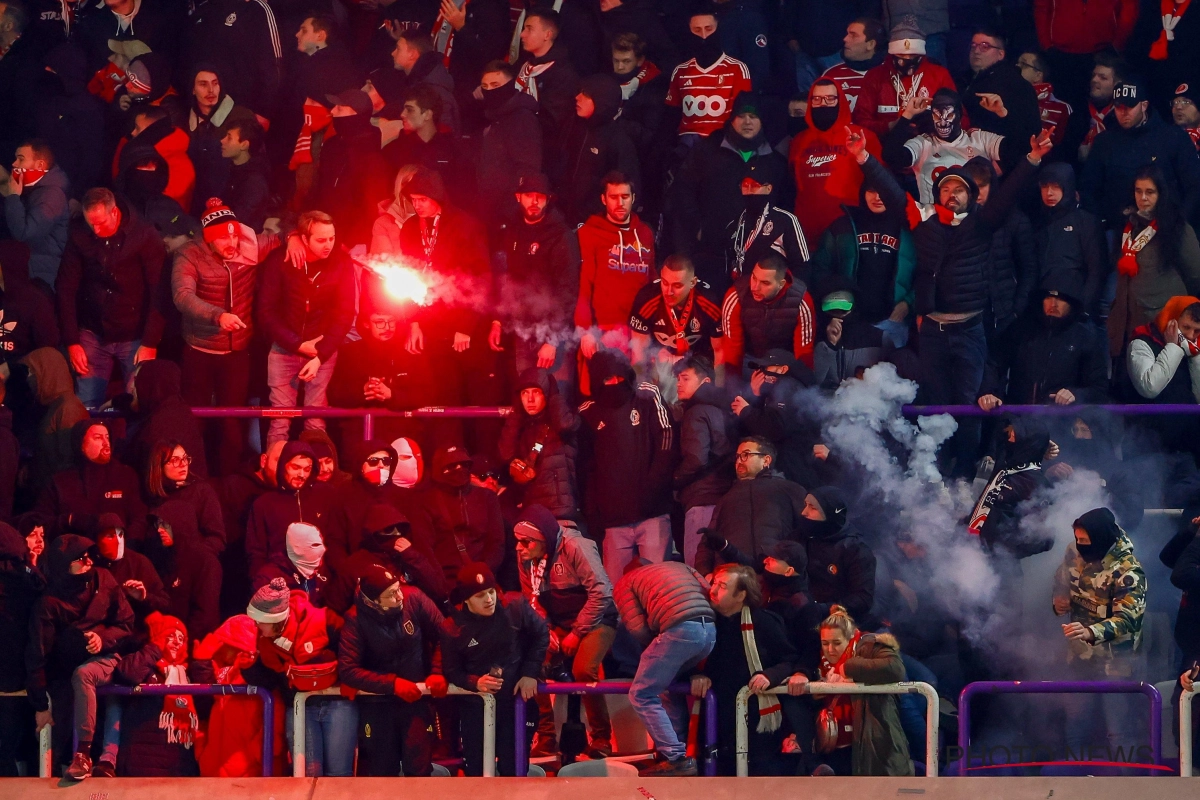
top-left (1113, 79), bottom-right (1148, 108)
top-left (770, 540), bottom-right (808, 572)
top-left (516, 173), bottom-right (552, 196)
top-left (1175, 81), bottom-right (1200, 107)
top-left (450, 561), bottom-right (500, 605)
top-left (404, 167), bottom-right (448, 204)
top-left (326, 89), bottom-right (373, 116)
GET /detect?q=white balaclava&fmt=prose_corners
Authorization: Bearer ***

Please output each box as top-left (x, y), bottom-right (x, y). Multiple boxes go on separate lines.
top-left (285, 522), bottom-right (326, 578)
top-left (390, 437), bottom-right (421, 488)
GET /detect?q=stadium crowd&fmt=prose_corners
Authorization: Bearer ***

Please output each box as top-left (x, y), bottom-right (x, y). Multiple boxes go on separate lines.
top-left (2, 0), bottom-right (1200, 782)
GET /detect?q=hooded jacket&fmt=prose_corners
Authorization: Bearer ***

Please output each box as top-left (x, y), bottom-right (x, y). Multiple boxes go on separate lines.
top-left (1031, 163), bottom-right (1107, 316)
top-left (557, 74), bottom-right (641, 226)
top-left (516, 509), bottom-right (617, 636)
top-left (960, 59), bottom-right (1042, 141)
top-left (799, 487), bottom-right (877, 621)
top-left (35, 419), bottom-right (148, 543)
top-left (3, 165), bottom-right (71, 288)
top-left (127, 359), bottom-right (209, 480)
top-left (843, 632), bottom-right (913, 776)
top-left (498, 206), bottom-right (580, 337)
top-left (245, 441), bottom-right (334, 583)
top-left (21, 347), bottom-right (89, 492)
top-left (424, 450), bottom-right (506, 581)
top-left (0, 522), bottom-right (45, 692)
top-left (613, 560), bottom-right (712, 648)
top-left (26, 534), bottom-right (135, 711)
top-left (37, 43), bottom-right (106, 200)
top-left (698, 469), bottom-right (808, 575)
top-left (0, 241), bottom-right (61, 369)
top-left (476, 86), bottom-right (542, 223)
top-left (968, 418), bottom-right (1056, 559)
top-left (674, 381), bottom-right (737, 508)
top-left (1126, 295), bottom-right (1200, 402)
top-left (56, 193), bottom-right (166, 347)
top-left (789, 81), bottom-right (882, 241)
top-left (181, 0), bottom-right (282, 120)
top-left (498, 368), bottom-right (581, 518)
top-left (338, 584), bottom-right (444, 694)
top-left (441, 592), bottom-right (548, 692)
top-left (574, 211), bottom-right (655, 329)
top-left (316, 113), bottom-right (395, 247)
top-left (114, 115), bottom-right (197, 211)
top-left (95, 523), bottom-right (169, 625)
top-left (255, 243), bottom-right (355, 363)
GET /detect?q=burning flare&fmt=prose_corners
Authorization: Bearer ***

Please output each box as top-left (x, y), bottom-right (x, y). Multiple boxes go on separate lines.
top-left (365, 258), bottom-right (431, 306)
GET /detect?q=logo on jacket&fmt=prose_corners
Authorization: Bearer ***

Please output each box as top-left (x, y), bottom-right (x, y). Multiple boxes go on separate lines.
top-left (630, 408), bottom-right (641, 426)
top-left (755, 35), bottom-right (767, 48)
top-left (304, 641), bottom-right (313, 654)
top-left (596, 420), bottom-right (605, 431)
top-left (225, 12), bottom-right (236, 25)
top-left (0, 311), bottom-right (17, 350)
top-left (827, 564), bottom-right (838, 576)
top-left (763, 221), bottom-right (773, 236)
top-left (404, 620), bottom-right (415, 635)
top-left (104, 490), bottom-right (124, 499)
top-left (606, 242), bottom-right (652, 274)
top-left (529, 242), bottom-right (539, 255)
top-left (468, 638), bottom-right (479, 647)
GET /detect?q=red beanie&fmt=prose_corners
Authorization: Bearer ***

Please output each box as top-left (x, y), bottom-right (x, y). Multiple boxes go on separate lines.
top-left (201, 197), bottom-right (238, 243)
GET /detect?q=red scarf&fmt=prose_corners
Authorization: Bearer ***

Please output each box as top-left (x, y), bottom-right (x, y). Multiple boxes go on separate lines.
top-left (818, 630), bottom-right (862, 750)
top-left (1119, 219), bottom-right (1158, 277)
top-left (289, 99), bottom-right (334, 171)
top-left (1188, 127), bottom-right (1200, 150)
top-left (1085, 102), bottom-right (1111, 146)
top-left (432, 0), bottom-right (468, 66)
top-left (147, 614), bottom-right (199, 749)
top-left (1151, 0), bottom-right (1192, 60)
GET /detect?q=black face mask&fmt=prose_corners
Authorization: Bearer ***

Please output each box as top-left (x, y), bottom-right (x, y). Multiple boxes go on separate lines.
top-left (480, 82), bottom-right (517, 112)
top-left (810, 105), bottom-right (840, 131)
top-left (1076, 534), bottom-right (1115, 563)
top-left (595, 380), bottom-right (633, 409)
top-left (743, 193), bottom-right (770, 218)
top-left (786, 113), bottom-right (807, 136)
top-left (892, 55), bottom-right (920, 76)
top-left (437, 464), bottom-right (471, 488)
top-left (332, 113), bottom-right (373, 138)
top-left (688, 33), bottom-right (723, 69)
top-left (796, 516), bottom-right (837, 539)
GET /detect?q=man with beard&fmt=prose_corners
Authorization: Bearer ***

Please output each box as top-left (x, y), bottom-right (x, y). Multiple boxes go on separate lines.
top-left (629, 254), bottom-right (725, 372)
top-left (959, 28), bottom-right (1042, 142)
top-left (36, 420), bottom-right (147, 543)
top-left (1172, 81), bottom-right (1200, 149)
top-left (1078, 53), bottom-right (1126, 161)
top-left (819, 18), bottom-right (888, 113)
top-left (722, 255), bottom-right (817, 374)
top-left (666, 10), bottom-right (752, 144)
top-left (493, 174), bottom-right (580, 390)
top-left (245, 440), bottom-right (333, 585)
top-left (423, 444), bottom-right (506, 584)
top-left (789, 80), bottom-right (881, 242)
top-left (852, 16), bottom-right (957, 139)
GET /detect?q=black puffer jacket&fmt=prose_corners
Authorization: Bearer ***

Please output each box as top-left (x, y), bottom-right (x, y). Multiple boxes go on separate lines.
top-left (142, 533), bottom-right (222, 641)
top-left (441, 593), bottom-right (548, 691)
top-left (338, 585), bottom-right (445, 694)
top-left (800, 487), bottom-right (877, 623)
top-left (986, 203), bottom-right (1037, 337)
top-left (698, 470), bottom-right (808, 575)
top-left (498, 368), bottom-right (581, 519)
top-left (245, 441), bottom-right (334, 583)
top-left (0, 522), bottom-right (44, 692)
top-left (1031, 163), bottom-right (1108, 317)
top-left (674, 381), bottom-right (736, 509)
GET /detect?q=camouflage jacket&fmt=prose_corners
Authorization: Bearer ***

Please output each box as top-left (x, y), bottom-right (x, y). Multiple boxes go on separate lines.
top-left (1052, 530), bottom-right (1146, 662)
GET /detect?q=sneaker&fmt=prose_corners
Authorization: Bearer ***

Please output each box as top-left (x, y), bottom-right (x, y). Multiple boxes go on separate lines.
top-left (530, 734), bottom-right (558, 758)
top-left (587, 740), bottom-right (613, 759)
top-left (811, 764), bottom-right (836, 777)
top-left (639, 756), bottom-right (698, 777)
top-left (92, 760), bottom-right (116, 778)
top-left (65, 752), bottom-right (92, 781)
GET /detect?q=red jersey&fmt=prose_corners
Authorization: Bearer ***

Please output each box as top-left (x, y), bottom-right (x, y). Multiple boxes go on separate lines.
top-left (820, 61), bottom-right (872, 113)
top-left (666, 54), bottom-right (752, 137)
top-left (1034, 83), bottom-right (1072, 144)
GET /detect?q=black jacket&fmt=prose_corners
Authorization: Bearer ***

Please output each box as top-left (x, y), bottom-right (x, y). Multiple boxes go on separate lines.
top-left (256, 246), bottom-right (356, 362)
top-left (981, 305), bottom-right (1109, 404)
top-left (142, 526), bottom-right (222, 641)
top-left (0, 409), bottom-right (15, 521)
top-left (328, 332), bottom-right (436, 440)
top-left (338, 586), bottom-right (445, 694)
top-left (0, 523), bottom-right (44, 692)
top-left (245, 441), bottom-right (335, 583)
top-left (699, 470), bottom-right (808, 575)
top-left (125, 359), bottom-right (209, 481)
top-left (498, 368), bottom-right (581, 519)
top-left (326, 525), bottom-right (448, 614)
top-left (498, 207), bottom-right (580, 336)
top-left (1160, 510), bottom-right (1200, 661)
top-left (599, 0), bottom-right (680, 69)
top-left (441, 593), bottom-right (549, 691)
top-left (476, 87), bottom-right (543, 224)
top-left (960, 61), bottom-right (1043, 143)
top-left (445, 0), bottom-right (511, 101)
top-left (675, 382), bottom-right (737, 509)
top-left (0, 241), bottom-right (60, 369)
top-left (112, 642), bottom-right (199, 777)
top-left (279, 43), bottom-right (363, 167)
top-left (223, 157), bottom-right (272, 233)
top-left (423, 482), bottom-right (507, 582)
top-left (802, 518), bottom-right (877, 622)
top-left (986, 205), bottom-right (1038, 336)
top-left (1031, 163), bottom-right (1108, 316)
top-left (56, 195), bottom-right (166, 346)
top-left (516, 41), bottom-right (581, 152)
top-left (181, 0), bottom-right (282, 119)
top-left (96, 549), bottom-right (169, 626)
top-left (315, 117), bottom-right (394, 247)
top-left (147, 479), bottom-right (226, 556)
top-left (36, 43), bottom-right (106, 199)
top-left (556, 80), bottom-right (642, 225)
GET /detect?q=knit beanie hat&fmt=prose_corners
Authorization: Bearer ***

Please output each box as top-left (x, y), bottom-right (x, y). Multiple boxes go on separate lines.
top-left (514, 503), bottom-right (559, 544)
top-left (247, 577), bottom-right (291, 623)
top-left (126, 59), bottom-right (153, 94)
top-left (451, 561), bottom-right (500, 605)
top-left (201, 197), bottom-right (238, 243)
top-left (360, 563), bottom-right (401, 601)
top-left (888, 15), bottom-right (926, 55)
top-left (360, 503), bottom-right (410, 538)
top-left (403, 166), bottom-right (448, 205)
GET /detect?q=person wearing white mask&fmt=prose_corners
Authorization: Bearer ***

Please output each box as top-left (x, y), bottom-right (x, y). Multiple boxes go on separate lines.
top-left (389, 436), bottom-right (424, 489)
top-left (282, 521), bottom-right (331, 606)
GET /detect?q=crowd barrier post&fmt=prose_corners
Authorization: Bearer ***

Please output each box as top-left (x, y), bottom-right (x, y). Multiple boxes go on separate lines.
top-left (957, 680), bottom-right (1162, 776)
top-left (92, 684), bottom-right (274, 776)
top-left (1182, 688), bottom-right (1197, 777)
top-left (512, 681), bottom-right (716, 777)
top-left (733, 682), bottom-right (939, 778)
top-left (292, 684), bottom-right (494, 777)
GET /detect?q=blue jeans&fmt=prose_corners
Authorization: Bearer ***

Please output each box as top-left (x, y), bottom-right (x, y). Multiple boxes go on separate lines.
top-left (603, 514), bottom-right (673, 580)
top-left (76, 329), bottom-right (139, 409)
top-left (717, 7), bottom-right (772, 88)
top-left (266, 345), bottom-right (339, 444)
top-left (919, 316), bottom-right (986, 477)
top-left (875, 318), bottom-right (910, 349)
top-left (795, 52), bottom-right (843, 95)
top-left (285, 696), bottom-right (358, 777)
top-left (99, 701), bottom-right (122, 766)
top-left (629, 619), bottom-right (717, 761)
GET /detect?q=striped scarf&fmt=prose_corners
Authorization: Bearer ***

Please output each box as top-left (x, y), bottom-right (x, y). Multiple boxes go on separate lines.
top-left (740, 606), bottom-right (781, 733)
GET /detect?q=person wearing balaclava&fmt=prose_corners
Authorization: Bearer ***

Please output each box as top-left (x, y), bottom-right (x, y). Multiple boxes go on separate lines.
top-left (730, 172), bottom-right (811, 280)
top-left (669, 91), bottom-right (789, 290)
top-left (797, 486), bottom-right (877, 625)
top-left (475, 61), bottom-right (543, 235)
top-left (1030, 161), bottom-right (1107, 318)
top-left (787, 80), bottom-right (881, 242)
top-left (26, 534), bottom-right (134, 780)
top-left (314, 88), bottom-right (392, 247)
top-left (851, 15), bottom-right (957, 139)
top-left (275, 522), bottom-right (331, 606)
top-left (423, 444), bottom-right (505, 583)
top-left (93, 513), bottom-right (169, 624)
top-left (665, 9), bottom-right (751, 144)
top-left (1053, 507), bottom-right (1146, 757)
top-left (557, 73), bottom-right (641, 226)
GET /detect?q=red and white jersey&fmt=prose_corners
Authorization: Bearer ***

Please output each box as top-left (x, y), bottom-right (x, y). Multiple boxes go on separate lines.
top-left (903, 128), bottom-right (1004, 204)
top-left (820, 61), bottom-right (870, 112)
top-left (1033, 83), bottom-right (1072, 144)
top-left (1187, 126), bottom-right (1200, 151)
top-left (666, 53), bottom-right (752, 137)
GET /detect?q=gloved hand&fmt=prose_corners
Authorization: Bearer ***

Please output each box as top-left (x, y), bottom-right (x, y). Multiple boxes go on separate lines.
top-left (425, 673), bottom-right (449, 698)
top-left (393, 678), bottom-right (422, 702)
top-left (701, 528), bottom-right (727, 552)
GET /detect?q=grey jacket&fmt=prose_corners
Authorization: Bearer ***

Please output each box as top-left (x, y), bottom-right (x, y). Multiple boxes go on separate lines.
top-left (518, 525), bottom-right (616, 637)
top-left (614, 561), bottom-right (712, 647)
top-left (3, 166), bottom-right (70, 287)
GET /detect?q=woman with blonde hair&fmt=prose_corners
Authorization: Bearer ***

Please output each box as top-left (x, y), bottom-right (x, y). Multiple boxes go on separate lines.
top-left (370, 165), bottom-right (420, 257)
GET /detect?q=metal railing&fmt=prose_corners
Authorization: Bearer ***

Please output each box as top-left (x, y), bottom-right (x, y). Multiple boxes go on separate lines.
top-left (293, 684), bottom-right (495, 777)
top-left (512, 681), bottom-right (717, 777)
top-left (733, 682), bottom-right (939, 778)
top-left (904, 403), bottom-right (1200, 417)
top-left (957, 680), bottom-right (1163, 776)
top-left (36, 684), bottom-right (275, 778)
top-left (1182, 688), bottom-right (1197, 777)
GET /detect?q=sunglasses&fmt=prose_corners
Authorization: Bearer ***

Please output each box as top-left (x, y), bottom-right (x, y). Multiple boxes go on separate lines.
top-left (365, 456), bottom-right (395, 467)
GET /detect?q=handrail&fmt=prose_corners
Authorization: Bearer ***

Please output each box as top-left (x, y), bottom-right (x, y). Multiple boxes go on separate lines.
top-left (92, 684), bottom-right (275, 776)
top-left (1183, 688), bottom-right (1197, 777)
top-left (512, 680), bottom-right (717, 777)
top-left (957, 680), bottom-right (1162, 776)
top-left (903, 403), bottom-right (1200, 417)
top-left (734, 682), bottom-right (939, 778)
top-left (292, 684), bottom-right (494, 777)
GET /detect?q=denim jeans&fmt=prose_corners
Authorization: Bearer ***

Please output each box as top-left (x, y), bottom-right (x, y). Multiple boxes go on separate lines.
top-left (76, 329), bottom-right (139, 409)
top-left (99, 701), bottom-right (122, 766)
top-left (919, 316), bottom-right (986, 477)
top-left (284, 696), bottom-right (358, 777)
top-left (266, 345), bottom-right (339, 444)
top-left (683, 505), bottom-right (716, 568)
top-left (629, 619), bottom-right (716, 761)
top-left (603, 514), bottom-right (673, 580)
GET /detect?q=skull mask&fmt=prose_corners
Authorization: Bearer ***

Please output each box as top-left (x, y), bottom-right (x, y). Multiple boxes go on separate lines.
top-left (931, 91), bottom-right (962, 141)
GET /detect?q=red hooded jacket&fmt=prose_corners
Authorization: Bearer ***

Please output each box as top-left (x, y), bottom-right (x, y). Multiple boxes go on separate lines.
top-left (789, 81), bottom-right (882, 242)
top-left (574, 213), bottom-right (655, 329)
top-left (1034, 0), bottom-right (1139, 54)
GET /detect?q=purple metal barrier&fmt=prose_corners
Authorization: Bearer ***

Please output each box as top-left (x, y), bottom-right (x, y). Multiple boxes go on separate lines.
top-left (957, 680), bottom-right (1162, 776)
top-left (513, 681), bottom-right (717, 777)
top-left (97, 684), bottom-right (275, 776)
top-left (904, 403), bottom-right (1200, 417)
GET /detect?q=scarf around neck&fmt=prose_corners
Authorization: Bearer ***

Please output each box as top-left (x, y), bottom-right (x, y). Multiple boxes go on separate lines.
top-left (1152, 0), bottom-right (1192, 60)
top-left (1119, 219), bottom-right (1157, 277)
top-left (740, 606), bottom-right (782, 733)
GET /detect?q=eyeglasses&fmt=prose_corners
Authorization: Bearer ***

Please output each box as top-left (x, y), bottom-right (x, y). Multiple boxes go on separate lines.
top-left (476, 471), bottom-right (501, 482)
top-left (969, 42), bottom-right (1000, 52)
top-left (515, 538), bottom-right (539, 548)
top-left (735, 451), bottom-right (766, 461)
top-left (1172, 97), bottom-right (1195, 108)
top-left (365, 456), bottom-right (395, 467)
top-left (164, 455), bottom-right (192, 467)
top-left (809, 95), bottom-right (839, 107)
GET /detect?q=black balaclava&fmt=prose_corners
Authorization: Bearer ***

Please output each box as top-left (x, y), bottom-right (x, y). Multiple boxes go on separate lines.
top-left (332, 111), bottom-right (374, 138)
top-left (436, 462), bottom-right (471, 488)
top-left (590, 350), bottom-right (635, 408)
top-left (892, 54), bottom-right (921, 76)
top-left (481, 81), bottom-right (518, 113)
top-left (743, 192), bottom-right (770, 218)
top-left (1073, 507), bottom-right (1120, 563)
top-left (688, 32), bottom-right (723, 69)
top-left (930, 89), bottom-right (962, 141)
